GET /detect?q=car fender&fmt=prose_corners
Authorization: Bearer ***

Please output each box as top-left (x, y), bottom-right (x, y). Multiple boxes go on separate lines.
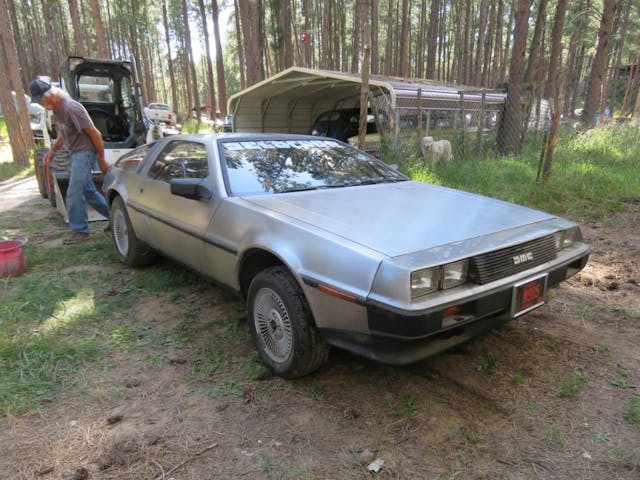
top-left (232, 212), bottom-right (381, 334)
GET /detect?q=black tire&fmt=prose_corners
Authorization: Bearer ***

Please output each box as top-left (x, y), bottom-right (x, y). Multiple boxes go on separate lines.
top-left (34, 148), bottom-right (48, 199)
top-left (110, 196), bottom-right (157, 267)
top-left (247, 266), bottom-right (329, 378)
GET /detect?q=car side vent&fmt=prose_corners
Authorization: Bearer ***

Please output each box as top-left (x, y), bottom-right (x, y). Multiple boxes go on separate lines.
top-left (468, 235), bottom-right (557, 285)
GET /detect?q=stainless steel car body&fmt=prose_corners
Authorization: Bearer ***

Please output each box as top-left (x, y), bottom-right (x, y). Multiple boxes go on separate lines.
top-left (104, 133), bottom-right (589, 372)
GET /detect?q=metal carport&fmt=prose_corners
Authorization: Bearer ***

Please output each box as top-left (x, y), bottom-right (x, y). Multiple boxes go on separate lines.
top-left (227, 67), bottom-right (506, 138)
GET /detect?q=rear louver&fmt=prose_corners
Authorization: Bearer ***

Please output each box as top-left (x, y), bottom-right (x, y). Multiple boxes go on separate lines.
top-left (468, 235), bottom-right (557, 285)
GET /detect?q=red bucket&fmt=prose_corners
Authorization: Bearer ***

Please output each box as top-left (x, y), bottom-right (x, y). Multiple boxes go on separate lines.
top-left (0, 240), bottom-right (26, 278)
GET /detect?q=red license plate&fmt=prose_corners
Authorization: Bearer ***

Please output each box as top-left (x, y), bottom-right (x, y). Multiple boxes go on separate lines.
top-left (512, 274), bottom-right (547, 317)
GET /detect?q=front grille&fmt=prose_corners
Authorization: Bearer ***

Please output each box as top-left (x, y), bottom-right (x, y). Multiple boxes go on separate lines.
top-left (468, 235), bottom-right (557, 285)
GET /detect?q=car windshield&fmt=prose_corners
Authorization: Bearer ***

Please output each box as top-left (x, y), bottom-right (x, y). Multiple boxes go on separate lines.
top-left (220, 138), bottom-right (407, 196)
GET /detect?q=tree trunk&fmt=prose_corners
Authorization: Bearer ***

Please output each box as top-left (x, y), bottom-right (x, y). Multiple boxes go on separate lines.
top-left (351, 0), bottom-right (363, 73)
top-left (425, 0), bottom-right (440, 79)
top-left (88, 0), bottom-right (108, 58)
top-left (359, 0), bottom-right (371, 149)
top-left (370, 0), bottom-right (379, 74)
top-left (0, 3), bottom-right (32, 166)
top-left (0, 0), bottom-right (34, 159)
top-left (482, 0), bottom-right (495, 86)
top-left (524, 0), bottom-right (547, 86)
top-left (493, 0), bottom-right (504, 84)
top-left (233, 0), bottom-right (246, 88)
top-left (162, 0), bottom-right (179, 112)
top-left (212, 0), bottom-right (227, 116)
top-left (539, 0), bottom-right (568, 183)
top-left (384, 0), bottom-right (393, 75)
top-left (500, 1), bottom-right (513, 84)
top-left (321, 0), bottom-right (331, 68)
top-left (181, 0), bottom-right (200, 114)
top-left (604, 0), bottom-right (629, 113)
top-left (497, 0), bottom-right (532, 155)
top-left (399, 0), bottom-right (410, 77)
top-left (7, 0), bottom-right (29, 85)
top-left (238, 0), bottom-right (264, 86)
top-left (474, 0), bottom-right (488, 85)
top-left (67, 0), bottom-right (85, 56)
top-left (198, 0), bottom-right (216, 117)
top-left (583, 0), bottom-right (617, 125)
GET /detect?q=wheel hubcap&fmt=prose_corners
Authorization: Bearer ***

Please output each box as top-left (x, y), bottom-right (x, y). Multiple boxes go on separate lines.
top-left (254, 288), bottom-right (293, 363)
top-left (112, 209), bottom-right (129, 256)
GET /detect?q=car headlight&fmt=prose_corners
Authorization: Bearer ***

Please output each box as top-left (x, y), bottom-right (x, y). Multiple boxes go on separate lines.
top-left (553, 227), bottom-right (582, 251)
top-left (442, 259), bottom-right (468, 289)
top-left (411, 267), bottom-right (441, 298)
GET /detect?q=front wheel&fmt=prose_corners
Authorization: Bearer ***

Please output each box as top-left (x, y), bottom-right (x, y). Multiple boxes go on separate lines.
top-left (247, 266), bottom-right (329, 378)
top-left (110, 196), bottom-right (157, 267)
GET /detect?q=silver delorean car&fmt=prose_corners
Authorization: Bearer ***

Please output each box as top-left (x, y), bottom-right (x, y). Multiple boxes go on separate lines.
top-left (103, 134), bottom-right (589, 378)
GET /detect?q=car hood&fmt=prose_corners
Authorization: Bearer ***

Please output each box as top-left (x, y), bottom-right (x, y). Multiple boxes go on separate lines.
top-left (242, 181), bottom-right (555, 258)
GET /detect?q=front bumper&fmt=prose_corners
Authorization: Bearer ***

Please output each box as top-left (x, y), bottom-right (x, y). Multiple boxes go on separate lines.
top-left (320, 250), bottom-right (589, 365)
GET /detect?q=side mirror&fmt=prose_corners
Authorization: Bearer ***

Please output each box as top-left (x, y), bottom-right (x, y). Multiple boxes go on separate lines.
top-left (170, 178), bottom-right (212, 200)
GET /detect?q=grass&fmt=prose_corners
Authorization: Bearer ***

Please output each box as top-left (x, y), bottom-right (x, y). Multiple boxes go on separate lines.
top-left (393, 393), bottom-right (418, 419)
top-left (625, 398), bottom-right (640, 424)
top-left (479, 354), bottom-right (500, 374)
top-left (395, 122), bottom-right (640, 222)
top-left (559, 372), bottom-right (588, 398)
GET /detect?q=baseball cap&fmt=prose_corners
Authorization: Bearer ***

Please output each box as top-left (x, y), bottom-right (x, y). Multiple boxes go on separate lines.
top-left (29, 79), bottom-right (51, 103)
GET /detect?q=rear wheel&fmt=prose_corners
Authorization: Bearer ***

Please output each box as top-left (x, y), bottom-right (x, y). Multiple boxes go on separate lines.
top-left (110, 196), bottom-right (157, 267)
top-left (247, 266), bottom-right (329, 378)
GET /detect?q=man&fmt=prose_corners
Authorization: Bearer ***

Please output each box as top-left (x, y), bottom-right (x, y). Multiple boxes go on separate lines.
top-left (29, 79), bottom-right (110, 240)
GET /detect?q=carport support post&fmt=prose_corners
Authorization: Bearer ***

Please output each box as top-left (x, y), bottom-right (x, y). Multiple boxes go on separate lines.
top-left (359, 19), bottom-right (371, 150)
top-left (477, 91), bottom-right (485, 156)
top-left (459, 91), bottom-right (466, 146)
top-left (417, 88), bottom-right (423, 137)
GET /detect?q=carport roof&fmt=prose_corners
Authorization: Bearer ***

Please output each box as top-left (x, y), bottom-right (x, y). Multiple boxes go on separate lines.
top-left (228, 67), bottom-right (506, 113)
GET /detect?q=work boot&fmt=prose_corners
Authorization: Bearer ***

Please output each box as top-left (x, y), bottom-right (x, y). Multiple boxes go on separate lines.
top-left (63, 231), bottom-right (90, 245)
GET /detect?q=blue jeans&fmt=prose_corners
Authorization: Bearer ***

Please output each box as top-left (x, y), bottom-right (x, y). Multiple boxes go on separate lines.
top-left (67, 150), bottom-right (110, 234)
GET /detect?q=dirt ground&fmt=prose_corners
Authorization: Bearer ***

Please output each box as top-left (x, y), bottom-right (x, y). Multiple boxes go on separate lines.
top-left (1, 174), bottom-right (639, 480)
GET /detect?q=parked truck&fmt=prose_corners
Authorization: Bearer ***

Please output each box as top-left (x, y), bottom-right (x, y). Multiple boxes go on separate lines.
top-left (33, 56), bottom-right (148, 220)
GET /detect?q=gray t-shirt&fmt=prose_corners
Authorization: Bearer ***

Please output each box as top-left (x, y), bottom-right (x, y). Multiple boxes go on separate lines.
top-left (54, 97), bottom-right (96, 152)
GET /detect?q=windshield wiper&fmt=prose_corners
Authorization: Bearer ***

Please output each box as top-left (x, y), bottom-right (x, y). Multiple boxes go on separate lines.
top-left (347, 177), bottom-right (407, 186)
top-left (279, 185), bottom-right (319, 193)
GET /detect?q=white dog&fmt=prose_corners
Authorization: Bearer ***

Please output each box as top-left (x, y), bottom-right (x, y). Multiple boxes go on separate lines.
top-left (420, 136), bottom-right (453, 164)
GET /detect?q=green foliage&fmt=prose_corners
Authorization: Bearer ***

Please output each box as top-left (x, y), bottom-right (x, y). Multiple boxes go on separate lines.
top-left (0, 158), bottom-right (32, 181)
top-left (559, 372), bottom-right (588, 398)
top-left (181, 119), bottom-right (220, 134)
top-left (460, 428), bottom-right (481, 444)
top-left (611, 366), bottom-right (635, 389)
top-left (394, 393), bottom-right (418, 419)
top-left (395, 123), bottom-right (640, 222)
top-left (625, 398), bottom-right (640, 424)
top-left (611, 445), bottom-right (640, 469)
top-left (548, 424), bottom-right (570, 447)
top-left (479, 355), bottom-right (500, 374)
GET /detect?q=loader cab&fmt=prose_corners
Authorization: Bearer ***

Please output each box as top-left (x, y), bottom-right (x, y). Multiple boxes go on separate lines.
top-left (59, 56), bottom-right (147, 150)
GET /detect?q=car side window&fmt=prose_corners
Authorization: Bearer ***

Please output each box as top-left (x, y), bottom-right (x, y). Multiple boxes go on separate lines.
top-left (148, 141), bottom-right (209, 183)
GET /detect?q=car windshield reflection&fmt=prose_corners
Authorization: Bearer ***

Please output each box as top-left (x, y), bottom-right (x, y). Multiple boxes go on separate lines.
top-left (220, 139), bottom-right (407, 196)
